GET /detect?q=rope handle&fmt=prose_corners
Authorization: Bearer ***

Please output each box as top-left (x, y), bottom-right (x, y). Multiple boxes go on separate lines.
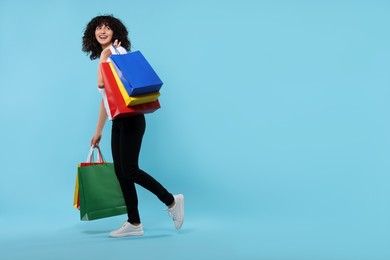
top-left (111, 44), bottom-right (121, 55)
top-left (86, 146), bottom-right (105, 163)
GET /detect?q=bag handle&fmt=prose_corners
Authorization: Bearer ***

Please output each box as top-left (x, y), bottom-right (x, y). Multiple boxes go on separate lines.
top-left (86, 146), bottom-right (105, 163)
top-left (111, 44), bottom-right (121, 55)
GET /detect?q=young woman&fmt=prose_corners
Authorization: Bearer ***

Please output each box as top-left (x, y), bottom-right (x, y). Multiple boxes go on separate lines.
top-left (82, 15), bottom-right (184, 237)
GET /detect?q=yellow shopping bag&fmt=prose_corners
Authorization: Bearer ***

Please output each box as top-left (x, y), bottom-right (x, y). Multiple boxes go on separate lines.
top-left (73, 167), bottom-right (80, 209)
top-left (109, 62), bottom-right (160, 107)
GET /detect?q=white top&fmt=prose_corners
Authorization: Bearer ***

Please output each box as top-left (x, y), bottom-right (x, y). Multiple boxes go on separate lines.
top-left (99, 46), bottom-right (127, 120)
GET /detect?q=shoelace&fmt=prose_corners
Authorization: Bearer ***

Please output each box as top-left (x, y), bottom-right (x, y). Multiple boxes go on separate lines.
top-left (116, 222), bottom-right (129, 232)
top-left (116, 222), bottom-right (141, 232)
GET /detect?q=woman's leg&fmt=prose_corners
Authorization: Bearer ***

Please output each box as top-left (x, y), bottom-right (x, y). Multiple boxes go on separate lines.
top-left (112, 114), bottom-right (174, 224)
top-left (112, 117), bottom-right (141, 224)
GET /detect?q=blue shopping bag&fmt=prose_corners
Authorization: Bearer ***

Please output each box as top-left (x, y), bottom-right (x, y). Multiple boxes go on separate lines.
top-left (110, 50), bottom-right (163, 96)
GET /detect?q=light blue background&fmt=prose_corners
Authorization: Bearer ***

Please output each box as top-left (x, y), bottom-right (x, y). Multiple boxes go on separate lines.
top-left (1, 0), bottom-right (390, 259)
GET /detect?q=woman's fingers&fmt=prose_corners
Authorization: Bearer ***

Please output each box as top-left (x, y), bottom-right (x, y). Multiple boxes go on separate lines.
top-left (113, 39), bottom-right (121, 48)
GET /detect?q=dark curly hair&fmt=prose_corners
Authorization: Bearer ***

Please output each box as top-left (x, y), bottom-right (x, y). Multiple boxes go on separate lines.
top-left (82, 15), bottom-right (131, 60)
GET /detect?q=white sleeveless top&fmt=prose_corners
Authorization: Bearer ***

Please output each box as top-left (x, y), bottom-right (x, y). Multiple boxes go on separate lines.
top-left (98, 46), bottom-right (127, 120)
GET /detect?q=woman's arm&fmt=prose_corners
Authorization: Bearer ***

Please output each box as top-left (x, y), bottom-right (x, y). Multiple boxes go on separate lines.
top-left (91, 40), bottom-right (121, 147)
top-left (91, 59), bottom-right (109, 147)
top-left (97, 40), bottom-right (122, 86)
top-left (91, 99), bottom-right (107, 147)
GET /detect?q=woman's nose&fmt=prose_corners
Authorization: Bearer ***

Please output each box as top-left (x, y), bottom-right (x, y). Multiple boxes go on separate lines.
top-left (97, 27), bottom-right (107, 34)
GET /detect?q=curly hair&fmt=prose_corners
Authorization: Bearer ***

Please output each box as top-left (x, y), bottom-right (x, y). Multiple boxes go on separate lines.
top-left (82, 15), bottom-right (131, 60)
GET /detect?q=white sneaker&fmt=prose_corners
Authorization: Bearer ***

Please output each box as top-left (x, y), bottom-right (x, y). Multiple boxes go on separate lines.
top-left (109, 222), bottom-right (144, 238)
top-left (167, 194), bottom-right (184, 230)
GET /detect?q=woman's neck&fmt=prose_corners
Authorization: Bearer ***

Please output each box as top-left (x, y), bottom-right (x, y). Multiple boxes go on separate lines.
top-left (101, 42), bottom-right (112, 49)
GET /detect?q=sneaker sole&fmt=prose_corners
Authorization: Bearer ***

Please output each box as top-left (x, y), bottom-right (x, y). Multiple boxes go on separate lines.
top-left (109, 231), bottom-right (144, 238)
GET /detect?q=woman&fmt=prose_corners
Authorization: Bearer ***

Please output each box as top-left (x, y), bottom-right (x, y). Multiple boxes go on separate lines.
top-left (82, 15), bottom-right (184, 237)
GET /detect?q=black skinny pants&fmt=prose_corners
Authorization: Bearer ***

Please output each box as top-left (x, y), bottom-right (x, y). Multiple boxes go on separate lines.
top-left (111, 114), bottom-right (174, 224)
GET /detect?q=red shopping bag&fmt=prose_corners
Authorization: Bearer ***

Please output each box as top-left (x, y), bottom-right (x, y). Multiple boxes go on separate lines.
top-left (101, 62), bottom-right (161, 119)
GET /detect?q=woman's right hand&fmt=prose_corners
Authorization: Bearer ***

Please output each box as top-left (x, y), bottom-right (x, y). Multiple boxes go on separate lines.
top-left (99, 39), bottom-right (121, 63)
top-left (91, 132), bottom-right (102, 148)
top-left (99, 45), bottom-right (112, 63)
top-left (98, 39), bottom-right (122, 86)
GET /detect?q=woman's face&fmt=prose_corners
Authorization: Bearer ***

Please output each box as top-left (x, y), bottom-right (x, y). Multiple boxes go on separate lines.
top-left (95, 24), bottom-right (113, 48)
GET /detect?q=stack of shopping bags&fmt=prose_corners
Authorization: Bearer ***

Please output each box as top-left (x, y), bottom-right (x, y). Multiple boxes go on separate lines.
top-left (101, 49), bottom-right (163, 119)
top-left (74, 146), bottom-right (127, 221)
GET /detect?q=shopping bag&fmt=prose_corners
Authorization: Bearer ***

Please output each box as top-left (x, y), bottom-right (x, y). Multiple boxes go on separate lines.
top-left (73, 148), bottom-right (105, 210)
top-left (101, 62), bottom-right (161, 119)
top-left (110, 50), bottom-right (163, 96)
top-left (77, 146), bottom-right (127, 221)
top-left (73, 171), bottom-right (80, 209)
top-left (109, 62), bottom-right (160, 107)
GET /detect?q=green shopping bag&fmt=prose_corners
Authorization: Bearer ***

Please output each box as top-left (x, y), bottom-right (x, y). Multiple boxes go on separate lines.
top-left (78, 147), bottom-right (127, 221)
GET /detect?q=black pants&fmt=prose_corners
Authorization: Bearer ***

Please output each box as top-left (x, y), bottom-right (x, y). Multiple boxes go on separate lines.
top-left (111, 114), bottom-right (174, 224)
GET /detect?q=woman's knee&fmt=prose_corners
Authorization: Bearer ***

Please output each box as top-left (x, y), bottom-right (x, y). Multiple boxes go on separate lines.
top-left (123, 164), bottom-right (141, 181)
